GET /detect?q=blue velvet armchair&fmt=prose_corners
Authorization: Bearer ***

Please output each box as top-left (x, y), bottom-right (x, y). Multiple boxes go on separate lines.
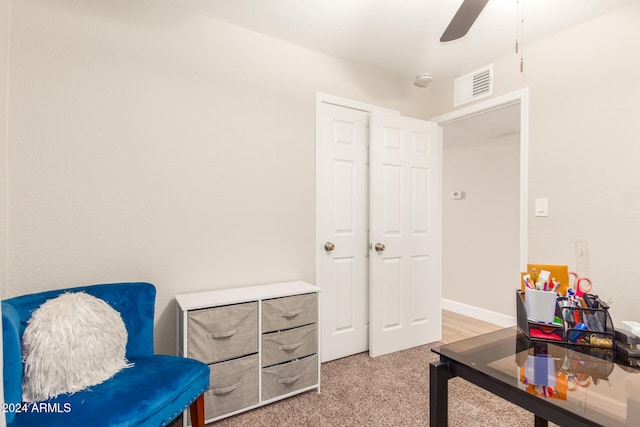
top-left (2, 282), bottom-right (210, 427)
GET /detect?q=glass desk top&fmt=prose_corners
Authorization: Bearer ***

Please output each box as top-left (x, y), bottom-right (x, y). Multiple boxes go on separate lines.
top-left (432, 327), bottom-right (640, 426)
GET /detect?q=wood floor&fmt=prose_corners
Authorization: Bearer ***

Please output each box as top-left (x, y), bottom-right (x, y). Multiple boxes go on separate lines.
top-left (441, 310), bottom-right (503, 343)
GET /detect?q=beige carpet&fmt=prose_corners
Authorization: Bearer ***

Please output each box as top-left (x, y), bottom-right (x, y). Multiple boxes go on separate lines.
top-left (172, 342), bottom-right (552, 426)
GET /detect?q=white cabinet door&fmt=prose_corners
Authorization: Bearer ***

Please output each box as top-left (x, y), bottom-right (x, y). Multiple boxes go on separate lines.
top-left (369, 112), bottom-right (442, 357)
top-left (317, 102), bottom-right (370, 362)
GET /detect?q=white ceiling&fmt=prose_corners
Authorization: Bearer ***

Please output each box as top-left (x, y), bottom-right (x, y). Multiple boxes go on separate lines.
top-left (167, 0), bottom-right (636, 81)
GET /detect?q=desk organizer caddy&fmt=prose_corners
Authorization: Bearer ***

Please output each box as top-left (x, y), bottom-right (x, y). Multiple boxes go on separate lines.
top-left (516, 290), bottom-right (616, 349)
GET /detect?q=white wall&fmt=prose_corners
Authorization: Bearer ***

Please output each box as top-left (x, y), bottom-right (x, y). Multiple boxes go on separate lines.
top-left (5, 0), bottom-right (429, 354)
top-left (429, 1), bottom-right (640, 327)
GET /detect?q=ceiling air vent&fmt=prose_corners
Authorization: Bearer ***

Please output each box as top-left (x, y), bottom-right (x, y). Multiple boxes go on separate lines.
top-left (454, 65), bottom-right (493, 107)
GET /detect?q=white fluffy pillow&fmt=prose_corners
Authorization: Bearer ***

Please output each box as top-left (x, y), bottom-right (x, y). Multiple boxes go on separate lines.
top-left (22, 292), bottom-right (132, 402)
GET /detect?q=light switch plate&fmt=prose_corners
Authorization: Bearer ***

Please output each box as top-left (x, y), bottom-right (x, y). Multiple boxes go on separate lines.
top-left (534, 198), bottom-right (548, 217)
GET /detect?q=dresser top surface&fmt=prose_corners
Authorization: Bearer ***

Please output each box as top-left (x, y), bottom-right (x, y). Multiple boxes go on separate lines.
top-left (175, 280), bottom-right (320, 310)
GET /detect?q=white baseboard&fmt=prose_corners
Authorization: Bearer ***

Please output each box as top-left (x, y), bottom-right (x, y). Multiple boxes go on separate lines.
top-left (442, 298), bottom-right (516, 328)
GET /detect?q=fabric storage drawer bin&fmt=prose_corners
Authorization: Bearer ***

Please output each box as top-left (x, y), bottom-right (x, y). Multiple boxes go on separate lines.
top-left (204, 354), bottom-right (259, 420)
top-left (262, 323), bottom-right (317, 367)
top-left (262, 293), bottom-right (317, 333)
top-left (187, 302), bottom-right (258, 363)
top-left (261, 354), bottom-right (318, 401)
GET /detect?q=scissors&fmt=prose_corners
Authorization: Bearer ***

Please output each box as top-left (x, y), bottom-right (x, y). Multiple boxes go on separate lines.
top-left (568, 272), bottom-right (592, 297)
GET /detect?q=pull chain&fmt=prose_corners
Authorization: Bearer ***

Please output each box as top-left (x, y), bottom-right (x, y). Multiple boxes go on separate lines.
top-left (516, 0), bottom-right (525, 73)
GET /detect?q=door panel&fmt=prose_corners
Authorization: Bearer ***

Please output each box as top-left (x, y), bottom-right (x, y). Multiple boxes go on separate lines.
top-left (317, 102), bottom-right (369, 362)
top-left (381, 257), bottom-right (402, 329)
top-left (369, 112), bottom-right (442, 357)
top-left (411, 255), bottom-right (430, 322)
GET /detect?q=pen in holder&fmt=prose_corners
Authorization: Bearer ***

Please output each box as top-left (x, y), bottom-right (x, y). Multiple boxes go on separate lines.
top-left (560, 295), bottom-right (615, 349)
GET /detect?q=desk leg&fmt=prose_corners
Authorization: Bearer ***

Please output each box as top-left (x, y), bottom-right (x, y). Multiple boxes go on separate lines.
top-left (534, 415), bottom-right (548, 427)
top-left (430, 359), bottom-right (454, 427)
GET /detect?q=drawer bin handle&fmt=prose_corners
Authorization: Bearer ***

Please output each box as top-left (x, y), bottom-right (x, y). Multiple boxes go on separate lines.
top-left (280, 309), bottom-right (304, 318)
top-left (210, 383), bottom-right (239, 395)
top-left (278, 374), bottom-right (302, 385)
top-left (211, 329), bottom-right (237, 339)
top-left (278, 342), bottom-right (302, 352)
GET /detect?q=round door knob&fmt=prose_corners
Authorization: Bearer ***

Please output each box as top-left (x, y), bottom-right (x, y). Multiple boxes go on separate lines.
top-left (324, 242), bottom-right (335, 251)
top-left (374, 243), bottom-right (385, 252)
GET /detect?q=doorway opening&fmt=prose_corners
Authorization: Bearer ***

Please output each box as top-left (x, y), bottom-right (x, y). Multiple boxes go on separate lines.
top-left (433, 89), bottom-right (529, 325)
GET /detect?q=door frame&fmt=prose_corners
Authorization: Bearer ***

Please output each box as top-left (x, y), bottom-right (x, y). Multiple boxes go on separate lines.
top-left (431, 88), bottom-right (529, 278)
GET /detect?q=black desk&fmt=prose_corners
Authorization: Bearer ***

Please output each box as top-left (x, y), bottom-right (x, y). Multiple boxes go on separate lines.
top-left (430, 327), bottom-right (640, 426)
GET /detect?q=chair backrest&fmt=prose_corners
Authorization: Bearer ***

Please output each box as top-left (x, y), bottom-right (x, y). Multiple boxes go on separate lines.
top-left (2, 282), bottom-right (156, 420)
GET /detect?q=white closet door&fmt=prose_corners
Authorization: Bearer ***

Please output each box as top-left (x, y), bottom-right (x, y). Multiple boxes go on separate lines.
top-left (317, 102), bottom-right (370, 362)
top-left (369, 111), bottom-right (442, 357)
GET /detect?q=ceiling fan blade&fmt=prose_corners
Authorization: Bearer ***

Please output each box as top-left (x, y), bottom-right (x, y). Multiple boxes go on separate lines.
top-left (440, 0), bottom-right (490, 42)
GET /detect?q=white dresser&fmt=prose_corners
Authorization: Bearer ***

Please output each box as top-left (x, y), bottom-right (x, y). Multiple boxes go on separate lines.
top-left (175, 281), bottom-right (321, 424)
